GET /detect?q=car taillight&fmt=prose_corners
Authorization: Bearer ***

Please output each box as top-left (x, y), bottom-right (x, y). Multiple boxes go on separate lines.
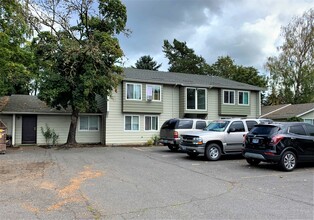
top-left (270, 135), bottom-right (284, 145)
top-left (173, 131), bottom-right (178, 138)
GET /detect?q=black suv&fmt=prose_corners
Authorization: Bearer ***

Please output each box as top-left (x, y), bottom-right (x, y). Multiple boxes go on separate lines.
top-left (243, 122), bottom-right (314, 171)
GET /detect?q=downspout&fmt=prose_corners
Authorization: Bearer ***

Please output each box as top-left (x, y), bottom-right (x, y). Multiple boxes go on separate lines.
top-left (12, 114), bottom-right (16, 146)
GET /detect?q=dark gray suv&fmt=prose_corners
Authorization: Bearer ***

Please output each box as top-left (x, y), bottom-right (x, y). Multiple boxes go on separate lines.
top-left (159, 118), bottom-right (210, 151)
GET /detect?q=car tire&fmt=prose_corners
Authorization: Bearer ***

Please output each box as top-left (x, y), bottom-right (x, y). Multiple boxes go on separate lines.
top-left (168, 145), bottom-right (179, 152)
top-left (187, 152), bottom-right (199, 158)
top-left (246, 158), bottom-right (261, 166)
top-left (205, 143), bottom-right (221, 161)
top-left (280, 151), bottom-right (297, 171)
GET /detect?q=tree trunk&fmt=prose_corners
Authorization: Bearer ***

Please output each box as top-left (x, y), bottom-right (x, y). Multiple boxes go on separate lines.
top-left (66, 109), bottom-right (79, 146)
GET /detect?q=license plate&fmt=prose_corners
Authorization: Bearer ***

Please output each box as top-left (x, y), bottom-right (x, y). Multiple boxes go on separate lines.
top-left (252, 138), bottom-right (259, 144)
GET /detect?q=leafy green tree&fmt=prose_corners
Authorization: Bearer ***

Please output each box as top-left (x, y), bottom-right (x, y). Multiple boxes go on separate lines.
top-left (211, 56), bottom-right (267, 88)
top-left (265, 8), bottom-right (314, 104)
top-left (0, 0), bottom-right (33, 95)
top-left (132, 55), bottom-right (162, 71)
top-left (29, 0), bottom-right (128, 145)
top-left (163, 39), bottom-right (209, 74)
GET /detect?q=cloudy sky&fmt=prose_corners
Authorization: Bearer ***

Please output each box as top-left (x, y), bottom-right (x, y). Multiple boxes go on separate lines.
top-left (117, 0), bottom-right (313, 74)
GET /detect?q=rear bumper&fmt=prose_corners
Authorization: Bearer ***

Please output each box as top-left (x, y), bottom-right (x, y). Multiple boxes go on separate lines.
top-left (159, 138), bottom-right (180, 146)
top-left (242, 149), bottom-right (281, 162)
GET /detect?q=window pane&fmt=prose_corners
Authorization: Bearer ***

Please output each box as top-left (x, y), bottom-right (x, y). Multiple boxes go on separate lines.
top-left (145, 116), bottom-right (151, 130)
top-left (196, 121), bottom-right (206, 129)
top-left (127, 84), bottom-right (133, 99)
top-left (244, 92), bottom-right (248, 104)
top-left (239, 92), bottom-right (243, 104)
top-left (134, 85), bottom-right (141, 99)
top-left (197, 89), bottom-right (206, 109)
top-left (224, 91), bottom-right (229, 103)
top-left (230, 91), bottom-right (234, 104)
top-left (125, 116), bottom-right (132, 130)
top-left (152, 117), bottom-right (158, 130)
top-left (187, 88), bottom-right (195, 109)
top-left (80, 116), bottom-right (88, 130)
top-left (89, 116), bottom-right (98, 130)
top-left (153, 86), bottom-right (160, 100)
top-left (178, 120), bottom-right (193, 129)
top-left (289, 125), bottom-right (306, 135)
top-left (133, 116), bottom-right (139, 130)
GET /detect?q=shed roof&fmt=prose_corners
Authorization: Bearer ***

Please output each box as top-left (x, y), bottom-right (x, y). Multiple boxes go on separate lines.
top-left (123, 68), bottom-right (265, 91)
top-left (261, 103), bottom-right (314, 119)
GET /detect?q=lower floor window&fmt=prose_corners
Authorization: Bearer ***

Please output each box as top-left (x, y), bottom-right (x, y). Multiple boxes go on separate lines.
top-left (304, 119), bottom-right (314, 125)
top-left (145, 116), bottom-right (159, 131)
top-left (125, 115), bottom-right (140, 131)
top-left (79, 116), bottom-right (99, 131)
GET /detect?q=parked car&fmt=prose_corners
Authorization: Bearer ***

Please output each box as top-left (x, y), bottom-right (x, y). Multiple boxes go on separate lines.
top-left (180, 118), bottom-right (261, 160)
top-left (159, 118), bottom-right (211, 151)
top-left (242, 122), bottom-right (314, 171)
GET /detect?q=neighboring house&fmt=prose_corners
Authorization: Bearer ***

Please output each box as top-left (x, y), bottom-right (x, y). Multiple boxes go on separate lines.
top-left (0, 68), bottom-right (265, 146)
top-left (0, 95), bottom-right (103, 146)
top-left (261, 103), bottom-right (314, 124)
top-left (102, 68), bottom-right (264, 146)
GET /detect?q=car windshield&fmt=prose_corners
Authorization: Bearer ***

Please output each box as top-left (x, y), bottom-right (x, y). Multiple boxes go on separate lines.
top-left (204, 121), bottom-right (230, 132)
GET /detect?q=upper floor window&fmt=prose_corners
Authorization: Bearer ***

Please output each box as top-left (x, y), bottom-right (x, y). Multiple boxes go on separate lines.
top-left (223, 90), bottom-right (235, 104)
top-left (186, 88), bottom-right (206, 110)
top-left (126, 83), bottom-right (142, 100)
top-left (238, 91), bottom-right (249, 105)
top-left (79, 116), bottom-right (99, 131)
top-left (146, 85), bottom-right (161, 101)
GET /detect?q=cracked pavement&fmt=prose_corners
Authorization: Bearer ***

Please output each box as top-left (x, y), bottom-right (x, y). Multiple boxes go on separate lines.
top-left (0, 146), bottom-right (313, 219)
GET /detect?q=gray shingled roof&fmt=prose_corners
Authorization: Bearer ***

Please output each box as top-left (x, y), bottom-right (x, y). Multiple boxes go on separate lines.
top-left (262, 103), bottom-right (314, 119)
top-left (122, 68), bottom-right (265, 91)
top-left (261, 104), bottom-right (291, 116)
top-left (0, 95), bottom-right (72, 114)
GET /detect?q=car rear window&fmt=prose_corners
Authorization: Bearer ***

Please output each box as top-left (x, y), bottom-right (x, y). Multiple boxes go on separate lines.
top-left (161, 119), bottom-right (178, 129)
top-left (177, 120), bottom-right (193, 129)
top-left (250, 125), bottom-right (279, 135)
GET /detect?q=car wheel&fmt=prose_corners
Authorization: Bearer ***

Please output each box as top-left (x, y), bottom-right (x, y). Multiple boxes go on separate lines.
top-left (168, 145), bottom-right (179, 152)
top-left (205, 143), bottom-right (221, 161)
top-left (246, 158), bottom-right (261, 166)
top-left (187, 152), bottom-right (199, 158)
top-left (280, 151), bottom-right (297, 171)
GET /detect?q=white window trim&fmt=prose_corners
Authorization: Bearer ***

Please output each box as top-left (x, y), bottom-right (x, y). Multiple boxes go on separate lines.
top-left (238, 91), bottom-right (250, 106)
top-left (78, 115), bottom-right (100, 132)
top-left (185, 87), bottom-right (207, 111)
top-left (126, 83), bottom-right (142, 101)
top-left (124, 115), bottom-right (140, 132)
top-left (146, 84), bottom-right (162, 102)
top-left (223, 90), bottom-right (235, 105)
top-left (144, 115), bottom-right (159, 131)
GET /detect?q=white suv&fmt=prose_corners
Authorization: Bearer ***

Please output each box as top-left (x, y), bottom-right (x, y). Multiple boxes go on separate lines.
top-left (180, 118), bottom-right (261, 160)
top-left (159, 118), bottom-right (211, 151)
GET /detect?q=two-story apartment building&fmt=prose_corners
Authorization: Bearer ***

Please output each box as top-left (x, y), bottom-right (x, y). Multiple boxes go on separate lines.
top-left (103, 68), bottom-right (264, 146)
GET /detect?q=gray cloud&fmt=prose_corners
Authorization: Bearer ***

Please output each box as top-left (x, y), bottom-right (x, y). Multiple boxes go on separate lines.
top-left (118, 0), bottom-right (312, 73)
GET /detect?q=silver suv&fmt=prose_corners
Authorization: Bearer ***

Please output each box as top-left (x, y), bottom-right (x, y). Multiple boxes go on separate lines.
top-left (180, 118), bottom-right (260, 160)
top-left (159, 118), bottom-right (211, 151)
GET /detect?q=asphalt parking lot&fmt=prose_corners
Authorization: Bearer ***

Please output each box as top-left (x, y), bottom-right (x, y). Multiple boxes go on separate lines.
top-left (0, 146), bottom-right (313, 220)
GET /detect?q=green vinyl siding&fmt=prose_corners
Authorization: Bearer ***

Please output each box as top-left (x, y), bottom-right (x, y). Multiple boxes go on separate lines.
top-left (122, 82), bottom-right (163, 113)
top-left (219, 89), bottom-right (250, 116)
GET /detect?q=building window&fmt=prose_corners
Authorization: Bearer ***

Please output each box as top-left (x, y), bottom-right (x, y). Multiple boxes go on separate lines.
top-left (146, 85), bottom-right (161, 101)
top-left (186, 88), bottom-right (206, 110)
top-left (145, 116), bottom-right (159, 131)
top-left (126, 83), bottom-right (142, 100)
top-left (125, 115), bottom-right (140, 131)
top-left (223, 90), bottom-right (235, 104)
top-left (238, 91), bottom-right (249, 105)
top-left (79, 116), bottom-right (99, 131)
top-left (304, 119), bottom-right (314, 125)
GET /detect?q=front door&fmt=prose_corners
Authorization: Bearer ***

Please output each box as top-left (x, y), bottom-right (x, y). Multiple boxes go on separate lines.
top-left (22, 115), bottom-right (37, 144)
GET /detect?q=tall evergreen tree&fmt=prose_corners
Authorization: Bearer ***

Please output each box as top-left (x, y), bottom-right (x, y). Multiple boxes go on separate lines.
top-left (132, 55), bottom-right (161, 71)
top-left (163, 39), bottom-right (209, 74)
